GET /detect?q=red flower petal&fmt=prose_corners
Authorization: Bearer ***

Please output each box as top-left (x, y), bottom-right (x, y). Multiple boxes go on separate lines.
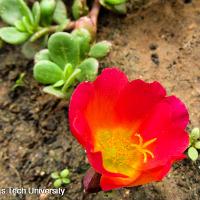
top-left (69, 82), bottom-right (95, 148)
top-left (115, 80), bottom-right (166, 128)
top-left (139, 96), bottom-right (189, 169)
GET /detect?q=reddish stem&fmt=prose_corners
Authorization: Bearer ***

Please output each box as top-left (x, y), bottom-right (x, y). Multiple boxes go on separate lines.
top-left (90, 0), bottom-right (101, 27)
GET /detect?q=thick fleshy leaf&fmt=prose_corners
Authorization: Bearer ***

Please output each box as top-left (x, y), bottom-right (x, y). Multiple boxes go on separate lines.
top-left (191, 127), bottom-right (200, 140)
top-left (51, 172), bottom-right (59, 179)
top-left (77, 58), bottom-right (99, 81)
top-left (53, 80), bottom-right (65, 88)
top-left (188, 147), bottom-right (198, 161)
top-left (0, 0), bottom-right (33, 25)
top-left (48, 32), bottom-right (80, 69)
top-left (99, 0), bottom-right (127, 14)
top-left (60, 169), bottom-right (69, 178)
top-left (195, 141), bottom-right (200, 149)
top-left (40, 0), bottom-right (56, 26)
top-left (53, 0), bottom-right (67, 25)
top-left (72, 28), bottom-right (91, 61)
top-left (35, 49), bottom-right (51, 63)
top-left (32, 1), bottom-right (41, 27)
top-left (89, 41), bottom-right (111, 59)
top-left (104, 0), bottom-right (126, 5)
top-left (0, 0), bottom-right (23, 25)
top-left (72, 0), bottom-right (89, 20)
top-left (14, 20), bottom-right (26, 32)
top-left (0, 27), bottom-right (29, 45)
top-left (33, 60), bottom-right (64, 84)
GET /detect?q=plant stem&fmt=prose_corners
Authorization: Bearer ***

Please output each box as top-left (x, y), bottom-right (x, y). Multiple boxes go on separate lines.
top-left (90, 0), bottom-right (101, 28)
top-left (30, 0), bottom-right (101, 42)
top-left (30, 21), bottom-right (75, 42)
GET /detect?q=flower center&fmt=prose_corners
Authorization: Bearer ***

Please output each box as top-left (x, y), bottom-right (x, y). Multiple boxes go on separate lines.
top-left (94, 128), bottom-right (156, 177)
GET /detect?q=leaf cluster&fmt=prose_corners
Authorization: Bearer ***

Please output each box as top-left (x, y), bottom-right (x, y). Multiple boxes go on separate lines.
top-left (0, 0), bottom-right (67, 45)
top-left (188, 127), bottom-right (200, 161)
top-left (33, 28), bottom-right (111, 98)
top-left (51, 169), bottom-right (70, 188)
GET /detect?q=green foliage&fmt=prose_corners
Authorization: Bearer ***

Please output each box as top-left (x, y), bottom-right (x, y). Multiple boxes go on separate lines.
top-left (12, 72), bottom-right (26, 90)
top-left (53, 0), bottom-right (68, 25)
top-left (40, 0), bottom-right (56, 26)
top-left (72, 0), bottom-right (89, 20)
top-left (0, 0), bottom-right (68, 52)
top-left (99, 0), bottom-right (127, 14)
top-left (51, 168), bottom-right (70, 188)
top-left (33, 28), bottom-right (111, 99)
top-left (188, 127), bottom-right (200, 161)
top-left (0, 27), bottom-right (30, 45)
top-left (48, 32), bottom-right (80, 69)
top-left (89, 41), bottom-right (112, 58)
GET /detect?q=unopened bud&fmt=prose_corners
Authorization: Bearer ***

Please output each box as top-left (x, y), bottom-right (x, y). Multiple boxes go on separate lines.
top-left (83, 167), bottom-right (101, 193)
top-left (75, 16), bottom-right (96, 40)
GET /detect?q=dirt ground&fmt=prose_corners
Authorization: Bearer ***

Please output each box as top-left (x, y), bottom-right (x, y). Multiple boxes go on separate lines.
top-left (0, 0), bottom-right (200, 199)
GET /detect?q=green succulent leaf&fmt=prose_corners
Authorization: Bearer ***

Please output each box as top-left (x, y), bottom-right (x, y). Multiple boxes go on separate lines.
top-left (188, 147), bottom-right (198, 161)
top-left (35, 49), bottom-right (51, 63)
top-left (0, 27), bottom-right (29, 45)
top-left (43, 86), bottom-right (65, 98)
top-left (22, 16), bottom-right (34, 34)
top-left (53, 0), bottom-right (67, 25)
top-left (51, 172), bottom-right (60, 179)
top-left (33, 60), bottom-right (64, 84)
top-left (62, 178), bottom-right (70, 184)
top-left (18, 0), bottom-right (34, 24)
top-left (53, 80), bottom-right (65, 88)
top-left (40, 0), bottom-right (56, 26)
top-left (195, 141), bottom-right (200, 149)
top-left (48, 32), bottom-right (80, 69)
top-left (61, 68), bottom-right (81, 93)
top-left (104, 0), bottom-right (126, 5)
top-left (191, 128), bottom-right (200, 140)
top-left (53, 179), bottom-right (62, 188)
top-left (72, 28), bottom-right (91, 60)
top-left (0, 0), bottom-right (33, 25)
top-left (14, 20), bottom-right (27, 32)
top-left (64, 63), bottom-right (73, 80)
top-left (99, 0), bottom-right (126, 14)
top-left (89, 41), bottom-right (112, 59)
top-left (72, 0), bottom-right (89, 20)
top-left (0, 0), bottom-right (23, 25)
top-left (32, 1), bottom-right (41, 27)
top-left (78, 58), bottom-right (99, 81)
top-left (60, 169), bottom-right (69, 178)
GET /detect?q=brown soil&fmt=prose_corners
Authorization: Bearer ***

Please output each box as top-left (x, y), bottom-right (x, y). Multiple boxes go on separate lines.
top-left (0, 0), bottom-right (200, 200)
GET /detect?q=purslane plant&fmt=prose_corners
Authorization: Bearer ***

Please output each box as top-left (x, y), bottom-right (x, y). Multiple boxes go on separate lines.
top-left (33, 28), bottom-right (111, 98)
top-left (69, 68), bottom-right (189, 191)
top-left (0, 0), bottom-right (127, 46)
top-left (51, 169), bottom-right (70, 188)
top-left (0, 0), bottom-right (68, 45)
top-left (188, 127), bottom-right (200, 161)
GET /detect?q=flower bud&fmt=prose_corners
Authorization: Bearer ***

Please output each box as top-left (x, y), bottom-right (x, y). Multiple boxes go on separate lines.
top-left (83, 167), bottom-right (101, 193)
top-left (75, 16), bottom-right (96, 40)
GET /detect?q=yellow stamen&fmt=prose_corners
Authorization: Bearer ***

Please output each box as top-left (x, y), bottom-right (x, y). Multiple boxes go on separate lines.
top-left (131, 134), bottom-right (157, 163)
